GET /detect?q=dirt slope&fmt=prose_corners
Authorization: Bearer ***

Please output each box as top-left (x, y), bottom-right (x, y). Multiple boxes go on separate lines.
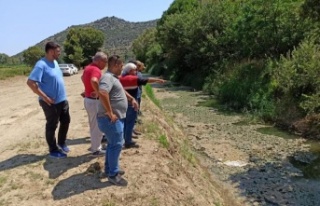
top-left (0, 72), bottom-right (237, 206)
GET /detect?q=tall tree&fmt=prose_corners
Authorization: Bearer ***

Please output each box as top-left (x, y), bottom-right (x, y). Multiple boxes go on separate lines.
top-left (63, 27), bottom-right (104, 66)
top-left (132, 28), bottom-right (157, 63)
top-left (23, 46), bottom-right (44, 66)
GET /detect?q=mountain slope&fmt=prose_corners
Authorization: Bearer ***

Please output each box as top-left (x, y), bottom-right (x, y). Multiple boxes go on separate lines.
top-left (15, 16), bottom-right (157, 58)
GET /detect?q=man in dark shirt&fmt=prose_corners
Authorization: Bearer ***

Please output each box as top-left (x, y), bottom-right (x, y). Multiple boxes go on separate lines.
top-left (120, 63), bottom-right (165, 148)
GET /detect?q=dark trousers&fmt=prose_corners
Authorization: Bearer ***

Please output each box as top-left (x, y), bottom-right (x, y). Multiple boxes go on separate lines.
top-left (137, 97), bottom-right (141, 109)
top-left (124, 106), bottom-right (137, 145)
top-left (137, 97), bottom-right (141, 115)
top-left (39, 100), bottom-right (70, 152)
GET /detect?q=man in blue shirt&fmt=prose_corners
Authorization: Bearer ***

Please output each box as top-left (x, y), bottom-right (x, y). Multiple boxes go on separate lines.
top-left (27, 42), bottom-right (70, 158)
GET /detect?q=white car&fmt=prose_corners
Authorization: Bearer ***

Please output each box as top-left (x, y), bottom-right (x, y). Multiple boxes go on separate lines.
top-left (59, 64), bottom-right (73, 76)
top-left (68, 64), bottom-right (79, 74)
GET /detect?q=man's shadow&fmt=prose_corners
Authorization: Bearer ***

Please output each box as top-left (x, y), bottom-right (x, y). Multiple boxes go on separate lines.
top-left (66, 136), bottom-right (91, 146)
top-left (43, 153), bottom-right (99, 179)
top-left (52, 172), bottom-right (113, 200)
top-left (0, 154), bottom-right (45, 171)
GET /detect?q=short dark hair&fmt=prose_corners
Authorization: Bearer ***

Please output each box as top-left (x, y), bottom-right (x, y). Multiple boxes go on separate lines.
top-left (45, 41), bottom-right (60, 53)
top-left (108, 55), bottom-right (121, 67)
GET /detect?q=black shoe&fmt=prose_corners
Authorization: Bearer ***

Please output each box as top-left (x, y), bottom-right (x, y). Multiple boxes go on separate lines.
top-left (118, 170), bottom-right (125, 176)
top-left (99, 169), bottom-right (125, 178)
top-left (133, 129), bottom-right (142, 135)
top-left (91, 149), bottom-right (106, 156)
top-left (132, 134), bottom-right (139, 139)
top-left (101, 135), bottom-right (107, 143)
top-left (124, 142), bottom-right (140, 149)
top-left (108, 174), bottom-right (128, 186)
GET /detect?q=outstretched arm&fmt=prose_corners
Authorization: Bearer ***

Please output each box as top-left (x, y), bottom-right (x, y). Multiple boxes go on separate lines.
top-left (147, 78), bottom-right (166, 84)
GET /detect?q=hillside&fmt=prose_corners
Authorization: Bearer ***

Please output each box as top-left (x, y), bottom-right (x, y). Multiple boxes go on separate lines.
top-left (14, 16), bottom-right (157, 58)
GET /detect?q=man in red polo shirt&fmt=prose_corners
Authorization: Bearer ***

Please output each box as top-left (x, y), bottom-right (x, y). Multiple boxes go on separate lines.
top-left (82, 52), bottom-right (108, 155)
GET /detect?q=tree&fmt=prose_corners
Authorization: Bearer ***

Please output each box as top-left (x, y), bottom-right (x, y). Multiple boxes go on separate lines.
top-left (66, 45), bottom-right (83, 68)
top-left (157, 0), bottom-right (200, 26)
top-left (63, 27), bottom-right (104, 67)
top-left (23, 46), bottom-right (44, 66)
top-left (300, 0), bottom-right (320, 21)
top-left (0, 53), bottom-right (9, 64)
top-left (132, 28), bottom-right (157, 63)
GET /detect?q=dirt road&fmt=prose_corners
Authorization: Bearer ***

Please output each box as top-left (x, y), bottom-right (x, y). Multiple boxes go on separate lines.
top-left (0, 75), bottom-right (85, 154)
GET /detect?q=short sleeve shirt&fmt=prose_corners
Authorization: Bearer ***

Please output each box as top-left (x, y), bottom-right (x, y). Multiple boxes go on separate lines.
top-left (97, 72), bottom-right (127, 119)
top-left (28, 58), bottom-right (67, 104)
top-left (82, 63), bottom-right (102, 98)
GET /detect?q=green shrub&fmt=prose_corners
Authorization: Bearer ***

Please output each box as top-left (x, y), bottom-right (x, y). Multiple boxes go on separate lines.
top-left (222, 0), bottom-right (307, 59)
top-left (272, 37), bottom-right (320, 115)
top-left (0, 64), bottom-right (32, 80)
top-left (213, 60), bottom-right (276, 119)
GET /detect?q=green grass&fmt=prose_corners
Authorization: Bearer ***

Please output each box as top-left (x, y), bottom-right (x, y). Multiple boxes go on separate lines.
top-left (28, 171), bottom-right (43, 181)
top-left (0, 199), bottom-right (8, 206)
top-left (196, 98), bottom-right (219, 108)
top-left (0, 64), bottom-right (31, 80)
top-left (180, 140), bottom-right (196, 165)
top-left (150, 197), bottom-right (160, 206)
top-left (214, 202), bottom-right (222, 206)
top-left (102, 201), bottom-right (116, 206)
top-left (0, 176), bottom-right (7, 187)
top-left (10, 182), bottom-right (22, 190)
top-left (144, 84), bottom-right (161, 108)
top-left (145, 122), bottom-right (160, 135)
top-left (158, 134), bottom-right (169, 148)
top-left (45, 179), bottom-right (55, 185)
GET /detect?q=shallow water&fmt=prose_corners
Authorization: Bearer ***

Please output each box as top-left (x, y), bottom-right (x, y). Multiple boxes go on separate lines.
top-left (290, 139), bottom-right (320, 179)
top-left (256, 126), bottom-right (320, 179)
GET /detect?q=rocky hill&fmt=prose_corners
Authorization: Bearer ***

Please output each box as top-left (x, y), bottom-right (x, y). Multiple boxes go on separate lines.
top-left (14, 16), bottom-right (157, 58)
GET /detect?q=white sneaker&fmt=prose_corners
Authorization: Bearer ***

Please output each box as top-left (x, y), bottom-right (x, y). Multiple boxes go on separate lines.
top-left (92, 149), bottom-right (106, 156)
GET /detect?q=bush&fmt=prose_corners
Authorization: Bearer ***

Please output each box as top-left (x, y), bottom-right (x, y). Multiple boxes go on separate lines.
top-left (0, 65), bottom-right (32, 80)
top-left (272, 37), bottom-right (320, 115)
top-left (213, 60), bottom-right (276, 119)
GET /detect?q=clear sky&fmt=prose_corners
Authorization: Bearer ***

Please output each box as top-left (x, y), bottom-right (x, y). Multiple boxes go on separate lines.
top-left (0, 0), bottom-right (174, 56)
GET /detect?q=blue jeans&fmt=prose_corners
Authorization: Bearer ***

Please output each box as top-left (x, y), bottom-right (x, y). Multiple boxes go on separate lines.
top-left (97, 116), bottom-right (124, 177)
top-left (124, 106), bottom-right (137, 145)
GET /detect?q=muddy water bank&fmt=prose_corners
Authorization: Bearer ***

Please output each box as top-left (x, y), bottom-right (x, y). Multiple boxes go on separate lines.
top-left (154, 85), bottom-right (320, 206)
